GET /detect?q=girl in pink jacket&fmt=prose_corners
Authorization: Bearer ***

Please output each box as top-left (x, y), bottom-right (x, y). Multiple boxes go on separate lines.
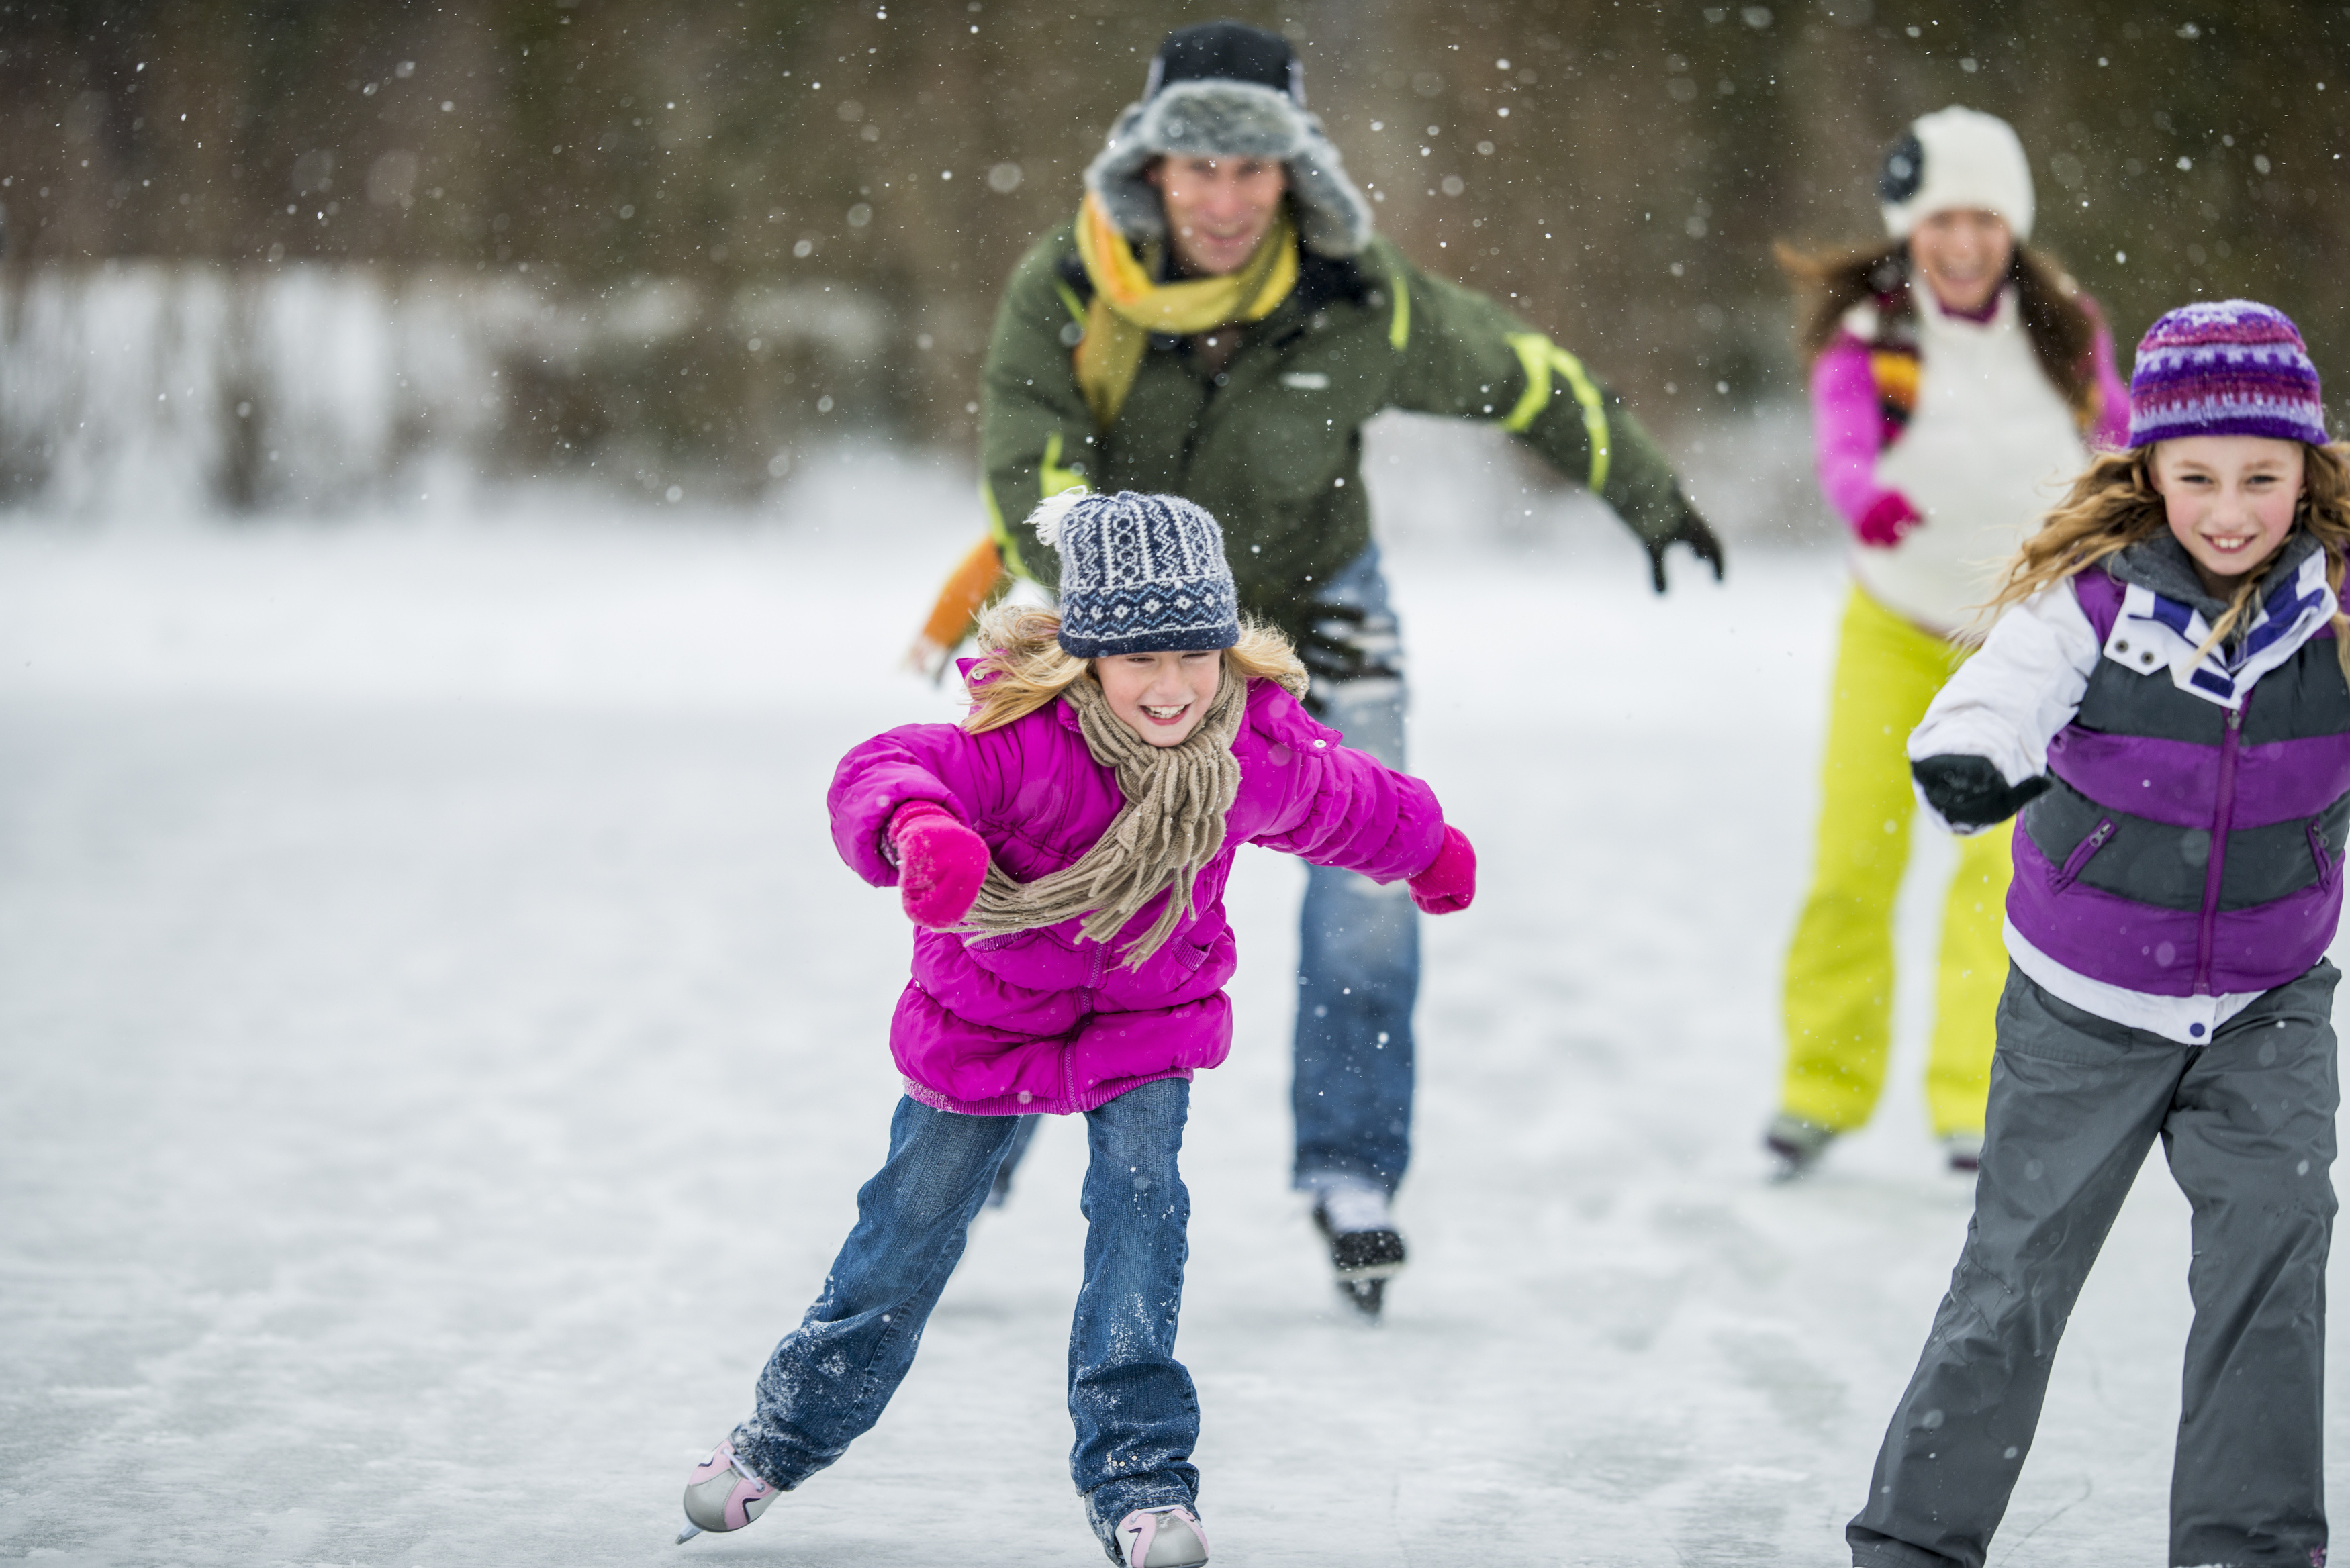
top-left (676, 491), bottom-right (1474, 1568)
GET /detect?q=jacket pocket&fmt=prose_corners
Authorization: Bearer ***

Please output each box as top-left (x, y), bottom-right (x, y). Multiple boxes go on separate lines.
top-left (2050, 818), bottom-right (2117, 893)
top-left (2310, 820), bottom-right (2342, 893)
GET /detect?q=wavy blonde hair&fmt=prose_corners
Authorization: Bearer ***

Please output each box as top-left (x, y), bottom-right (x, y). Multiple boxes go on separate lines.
top-left (1989, 440), bottom-right (2350, 683)
top-left (959, 601), bottom-right (1309, 734)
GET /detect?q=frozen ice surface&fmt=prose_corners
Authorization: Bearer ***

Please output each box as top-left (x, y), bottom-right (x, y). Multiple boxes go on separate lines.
top-left (3, 490), bottom-right (2347, 1566)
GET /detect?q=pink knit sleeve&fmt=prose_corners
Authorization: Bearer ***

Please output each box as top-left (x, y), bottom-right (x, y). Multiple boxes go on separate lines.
top-left (2081, 299), bottom-right (2132, 450)
top-left (1812, 331), bottom-right (1903, 531)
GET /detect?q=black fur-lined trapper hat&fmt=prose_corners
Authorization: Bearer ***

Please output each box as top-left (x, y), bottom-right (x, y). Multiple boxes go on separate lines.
top-left (1084, 20), bottom-right (1372, 259)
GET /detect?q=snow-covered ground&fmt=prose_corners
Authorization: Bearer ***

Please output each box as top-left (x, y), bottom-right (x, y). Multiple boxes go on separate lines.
top-left (2, 471), bottom-right (2345, 1567)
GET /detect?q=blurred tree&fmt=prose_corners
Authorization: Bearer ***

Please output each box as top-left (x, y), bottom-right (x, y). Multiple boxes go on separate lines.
top-left (0, 0), bottom-right (2343, 499)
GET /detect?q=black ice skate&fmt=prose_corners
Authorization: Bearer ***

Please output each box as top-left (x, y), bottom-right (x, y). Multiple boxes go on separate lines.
top-left (1309, 1181), bottom-right (1405, 1320)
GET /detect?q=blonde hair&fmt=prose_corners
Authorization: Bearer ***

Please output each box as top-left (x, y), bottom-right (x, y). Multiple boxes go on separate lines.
top-left (1988, 440), bottom-right (2350, 684)
top-left (959, 601), bottom-right (1309, 734)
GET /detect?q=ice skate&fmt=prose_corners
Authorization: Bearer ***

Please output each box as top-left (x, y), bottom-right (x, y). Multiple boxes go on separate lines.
top-left (1763, 1112), bottom-right (1836, 1181)
top-left (1113, 1504), bottom-right (1210, 1568)
top-left (1943, 1130), bottom-right (1983, 1174)
top-left (1310, 1181), bottom-right (1405, 1320)
top-left (675, 1440), bottom-right (775, 1545)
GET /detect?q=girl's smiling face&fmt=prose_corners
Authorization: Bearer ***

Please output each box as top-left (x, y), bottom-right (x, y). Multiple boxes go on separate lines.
top-left (2151, 434), bottom-right (2306, 598)
top-left (1093, 650), bottom-right (1225, 746)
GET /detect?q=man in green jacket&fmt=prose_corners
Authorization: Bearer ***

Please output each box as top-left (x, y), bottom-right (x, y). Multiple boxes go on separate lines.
top-left (975, 21), bottom-right (1722, 1317)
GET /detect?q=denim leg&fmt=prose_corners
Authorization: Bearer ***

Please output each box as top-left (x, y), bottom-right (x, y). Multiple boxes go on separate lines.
top-left (730, 1097), bottom-right (1022, 1489)
top-left (2165, 963), bottom-right (2338, 1568)
top-left (1070, 1077), bottom-right (1201, 1545)
top-left (1292, 544), bottom-right (1420, 1196)
top-left (985, 1112), bottom-right (1043, 1208)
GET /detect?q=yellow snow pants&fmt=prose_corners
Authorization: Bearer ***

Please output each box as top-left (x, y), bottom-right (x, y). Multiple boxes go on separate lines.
top-left (1780, 584), bottom-right (2012, 1138)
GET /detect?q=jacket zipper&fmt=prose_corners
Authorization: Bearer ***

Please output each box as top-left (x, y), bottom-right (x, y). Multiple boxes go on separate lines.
top-left (1082, 940), bottom-right (1107, 1006)
top-left (2194, 702), bottom-right (2245, 995)
top-left (2050, 819), bottom-right (2116, 891)
top-left (2311, 820), bottom-right (2341, 890)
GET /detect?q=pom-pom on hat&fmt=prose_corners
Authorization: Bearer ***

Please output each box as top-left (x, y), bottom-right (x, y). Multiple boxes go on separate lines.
top-left (1879, 106), bottom-right (2035, 241)
top-left (1031, 489), bottom-right (1243, 658)
top-left (2128, 299), bottom-right (2328, 448)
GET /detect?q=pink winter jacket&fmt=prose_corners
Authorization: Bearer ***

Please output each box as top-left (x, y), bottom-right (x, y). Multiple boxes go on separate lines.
top-left (829, 676), bottom-right (1446, 1117)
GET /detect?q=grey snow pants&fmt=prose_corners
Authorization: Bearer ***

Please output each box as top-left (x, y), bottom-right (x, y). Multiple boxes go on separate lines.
top-left (1850, 961), bottom-right (2340, 1568)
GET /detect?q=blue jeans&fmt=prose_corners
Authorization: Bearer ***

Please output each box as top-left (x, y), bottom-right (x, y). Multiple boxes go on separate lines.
top-left (1293, 545), bottom-right (1419, 1195)
top-left (729, 1079), bottom-right (1199, 1546)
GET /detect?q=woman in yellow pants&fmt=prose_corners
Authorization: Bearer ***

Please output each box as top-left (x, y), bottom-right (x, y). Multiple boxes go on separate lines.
top-left (1769, 107), bottom-right (2127, 1176)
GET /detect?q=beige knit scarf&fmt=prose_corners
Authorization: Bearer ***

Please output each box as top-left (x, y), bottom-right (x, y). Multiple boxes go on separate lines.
top-left (958, 667), bottom-right (1295, 967)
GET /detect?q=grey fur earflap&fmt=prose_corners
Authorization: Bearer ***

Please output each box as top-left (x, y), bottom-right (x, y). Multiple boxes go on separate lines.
top-left (1083, 79), bottom-right (1373, 260)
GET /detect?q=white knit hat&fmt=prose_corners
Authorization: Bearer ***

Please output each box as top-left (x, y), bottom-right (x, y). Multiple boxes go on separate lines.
top-left (1878, 106), bottom-right (2035, 241)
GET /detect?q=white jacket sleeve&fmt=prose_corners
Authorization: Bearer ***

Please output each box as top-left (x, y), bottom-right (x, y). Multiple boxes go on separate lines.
top-left (1906, 581), bottom-right (2100, 835)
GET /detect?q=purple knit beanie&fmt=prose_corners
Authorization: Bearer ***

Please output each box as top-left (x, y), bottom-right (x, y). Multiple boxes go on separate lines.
top-left (2128, 299), bottom-right (2327, 448)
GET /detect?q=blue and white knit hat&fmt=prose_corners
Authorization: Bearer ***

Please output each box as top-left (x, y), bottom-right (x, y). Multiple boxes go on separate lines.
top-left (1032, 489), bottom-right (1241, 658)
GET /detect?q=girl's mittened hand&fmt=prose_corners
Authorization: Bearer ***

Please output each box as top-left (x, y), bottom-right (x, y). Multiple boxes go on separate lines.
top-left (1408, 825), bottom-right (1477, 915)
top-left (890, 803), bottom-right (990, 928)
top-left (1912, 755), bottom-right (2051, 832)
top-left (1855, 490), bottom-right (1924, 548)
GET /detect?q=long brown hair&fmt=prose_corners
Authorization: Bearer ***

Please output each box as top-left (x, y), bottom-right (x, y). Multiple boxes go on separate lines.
top-left (1773, 238), bottom-right (2102, 421)
top-left (959, 602), bottom-right (1309, 734)
top-left (1987, 442), bottom-right (2350, 685)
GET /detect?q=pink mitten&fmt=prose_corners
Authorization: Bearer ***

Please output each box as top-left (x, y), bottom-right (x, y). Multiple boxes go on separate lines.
top-left (890, 803), bottom-right (990, 929)
top-left (1854, 490), bottom-right (1923, 548)
top-left (1407, 825), bottom-right (1476, 915)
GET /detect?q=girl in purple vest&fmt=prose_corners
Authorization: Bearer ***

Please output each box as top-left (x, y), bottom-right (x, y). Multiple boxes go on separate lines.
top-left (673, 490), bottom-right (1475, 1567)
top-left (1850, 301), bottom-right (2350, 1568)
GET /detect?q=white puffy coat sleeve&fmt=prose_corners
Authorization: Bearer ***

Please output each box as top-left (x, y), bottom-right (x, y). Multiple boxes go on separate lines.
top-left (1906, 581), bottom-right (2101, 836)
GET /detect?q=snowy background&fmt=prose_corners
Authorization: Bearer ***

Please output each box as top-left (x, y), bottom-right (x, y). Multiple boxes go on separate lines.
top-left (6, 3), bottom-right (2349, 1562)
top-left (7, 440), bottom-right (2350, 1567)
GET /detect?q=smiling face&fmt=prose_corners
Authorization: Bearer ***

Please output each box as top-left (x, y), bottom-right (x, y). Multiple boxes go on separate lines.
top-left (1145, 154), bottom-right (1289, 277)
top-left (1908, 207), bottom-right (2015, 315)
top-left (1092, 649), bottom-right (1225, 746)
top-left (2150, 435), bottom-right (2307, 599)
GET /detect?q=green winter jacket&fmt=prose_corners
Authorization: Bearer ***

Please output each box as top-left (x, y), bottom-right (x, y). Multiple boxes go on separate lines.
top-left (979, 219), bottom-right (1695, 649)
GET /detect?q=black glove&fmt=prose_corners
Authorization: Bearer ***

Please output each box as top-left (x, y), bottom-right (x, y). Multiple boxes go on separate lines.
top-left (1645, 495), bottom-right (1726, 594)
top-left (1912, 754), bottom-right (2051, 831)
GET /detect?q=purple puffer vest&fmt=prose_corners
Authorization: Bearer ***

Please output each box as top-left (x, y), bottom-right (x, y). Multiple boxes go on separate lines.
top-left (829, 677), bottom-right (1444, 1116)
top-left (2008, 564), bottom-right (2350, 996)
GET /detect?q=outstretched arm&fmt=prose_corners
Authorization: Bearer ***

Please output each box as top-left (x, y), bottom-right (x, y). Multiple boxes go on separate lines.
top-left (1378, 241), bottom-right (1722, 592)
top-left (1907, 583), bottom-right (2099, 834)
top-left (1244, 686), bottom-right (1454, 888)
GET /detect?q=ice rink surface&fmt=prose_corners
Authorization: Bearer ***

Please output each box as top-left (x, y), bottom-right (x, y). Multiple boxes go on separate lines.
top-left (5, 473), bottom-right (2348, 1567)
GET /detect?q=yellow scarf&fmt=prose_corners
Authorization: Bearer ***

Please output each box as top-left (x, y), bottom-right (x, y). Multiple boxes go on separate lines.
top-left (1072, 189), bottom-right (1299, 428)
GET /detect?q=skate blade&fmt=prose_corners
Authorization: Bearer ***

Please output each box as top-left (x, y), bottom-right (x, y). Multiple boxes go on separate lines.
top-left (1333, 1258), bottom-right (1405, 1282)
top-left (676, 1522), bottom-right (704, 1545)
top-left (1337, 1277), bottom-right (1386, 1320)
